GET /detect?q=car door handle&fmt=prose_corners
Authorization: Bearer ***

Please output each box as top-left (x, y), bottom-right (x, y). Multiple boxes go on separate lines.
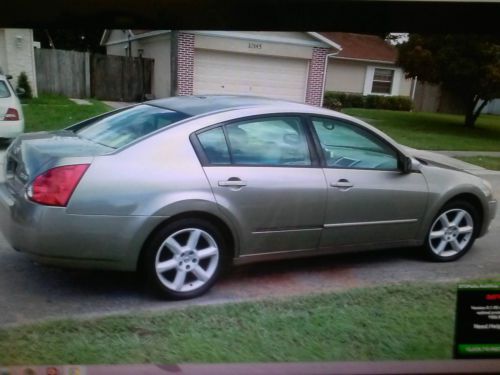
top-left (330, 179), bottom-right (354, 189)
top-left (218, 179), bottom-right (247, 187)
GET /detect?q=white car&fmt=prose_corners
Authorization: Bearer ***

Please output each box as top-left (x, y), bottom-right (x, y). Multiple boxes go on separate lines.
top-left (0, 74), bottom-right (24, 140)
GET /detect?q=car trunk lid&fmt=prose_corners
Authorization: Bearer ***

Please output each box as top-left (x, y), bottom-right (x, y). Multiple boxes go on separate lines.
top-left (4, 130), bottom-right (114, 193)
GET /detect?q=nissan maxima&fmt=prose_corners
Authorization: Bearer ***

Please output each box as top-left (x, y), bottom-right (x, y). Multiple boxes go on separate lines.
top-left (0, 96), bottom-right (496, 299)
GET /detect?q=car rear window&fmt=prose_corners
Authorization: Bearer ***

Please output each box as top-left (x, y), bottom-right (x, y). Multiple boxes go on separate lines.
top-left (0, 81), bottom-right (11, 98)
top-left (76, 104), bottom-right (190, 149)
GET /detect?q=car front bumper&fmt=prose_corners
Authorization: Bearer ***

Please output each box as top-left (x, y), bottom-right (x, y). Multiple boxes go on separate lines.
top-left (484, 199), bottom-right (498, 235)
top-left (0, 182), bottom-right (165, 271)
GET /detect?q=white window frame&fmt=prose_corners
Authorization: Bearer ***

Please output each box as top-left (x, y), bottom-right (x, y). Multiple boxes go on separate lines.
top-left (363, 66), bottom-right (402, 96)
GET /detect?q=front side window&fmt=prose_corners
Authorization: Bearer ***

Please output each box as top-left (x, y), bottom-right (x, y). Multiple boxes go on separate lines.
top-left (371, 68), bottom-right (394, 94)
top-left (76, 104), bottom-right (189, 149)
top-left (312, 117), bottom-right (398, 170)
top-left (225, 116), bottom-right (311, 166)
top-left (0, 81), bottom-right (11, 98)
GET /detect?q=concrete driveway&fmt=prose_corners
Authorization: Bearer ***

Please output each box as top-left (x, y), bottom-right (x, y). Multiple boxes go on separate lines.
top-left (1, 146), bottom-right (499, 327)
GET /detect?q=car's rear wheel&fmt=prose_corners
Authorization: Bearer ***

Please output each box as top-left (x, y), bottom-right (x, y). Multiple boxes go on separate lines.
top-left (144, 218), bottom-right (227, 299)
top-left (425, 200), bottom-right (479, 262)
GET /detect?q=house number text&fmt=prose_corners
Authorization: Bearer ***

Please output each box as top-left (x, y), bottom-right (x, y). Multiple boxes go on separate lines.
top-left (248, 42), bottom-right (262, 49)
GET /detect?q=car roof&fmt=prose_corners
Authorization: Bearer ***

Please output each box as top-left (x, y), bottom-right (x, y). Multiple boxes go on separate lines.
top-left (146, 95), bottom-right (315, 116)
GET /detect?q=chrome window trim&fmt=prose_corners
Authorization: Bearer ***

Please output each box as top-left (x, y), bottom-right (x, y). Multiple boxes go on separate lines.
top-left (324, 219), bottom-right (418, 228)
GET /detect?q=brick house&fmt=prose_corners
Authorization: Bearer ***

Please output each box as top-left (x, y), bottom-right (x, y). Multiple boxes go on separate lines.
top-left (100, 30), bottom-right (341, 106)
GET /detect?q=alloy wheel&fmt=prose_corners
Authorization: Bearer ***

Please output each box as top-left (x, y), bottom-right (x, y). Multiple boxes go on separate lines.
top-left (428, 208), bottom-right (474, 258)
top-left (155, 228), bottom-right (220, 293)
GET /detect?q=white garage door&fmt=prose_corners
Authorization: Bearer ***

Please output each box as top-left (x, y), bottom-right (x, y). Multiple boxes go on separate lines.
top-left (193, 50), bottom-right (309, 102)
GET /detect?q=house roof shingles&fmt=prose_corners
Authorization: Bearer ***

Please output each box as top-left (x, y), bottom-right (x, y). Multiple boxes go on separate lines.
top-left (320, 32), bottom-right (397, 63)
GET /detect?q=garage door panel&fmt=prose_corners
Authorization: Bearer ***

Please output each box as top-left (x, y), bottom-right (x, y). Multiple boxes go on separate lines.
top-left (194, 50), bottom-right (309, 102)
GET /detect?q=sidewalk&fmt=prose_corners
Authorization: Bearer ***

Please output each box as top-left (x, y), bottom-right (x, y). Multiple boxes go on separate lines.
top-left (437, 151), bottom-right (500, 157)
top-left (103, 101), bottom-right (137, 109)
top-left (432, 150), bottom-right (500, 176)
top-left (385, 147), bottom-right (500, 176)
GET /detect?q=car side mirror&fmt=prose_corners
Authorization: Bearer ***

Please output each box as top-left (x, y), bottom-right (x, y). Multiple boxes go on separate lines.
top-left (16, 87), bottom-right (26, 97)
top-left (400, 155), bottom-right (413, 174)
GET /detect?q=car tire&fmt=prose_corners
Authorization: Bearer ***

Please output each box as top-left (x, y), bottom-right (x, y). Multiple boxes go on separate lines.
top-left (144, 218), bottom-right (228, 300)
top-left (424, 200), bottom-right (479, 262)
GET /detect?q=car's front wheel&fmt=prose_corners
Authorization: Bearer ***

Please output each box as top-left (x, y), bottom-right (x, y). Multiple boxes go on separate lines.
top-left (144, 218), bottom-right (227, 299)
top-left (425, 200), bottom-right (479, 262)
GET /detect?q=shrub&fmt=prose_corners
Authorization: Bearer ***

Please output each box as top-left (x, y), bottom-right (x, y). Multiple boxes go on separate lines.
top-left (17, 71), bottom-right (33, 99)
top-left (323, 92), bottom-right (342, 110)
top-left (323, 91), bottom-right (412, 111)
top-left (348, 94), bottom-right (365, 108)
top-left (324, 92), bottom-right (365, 110)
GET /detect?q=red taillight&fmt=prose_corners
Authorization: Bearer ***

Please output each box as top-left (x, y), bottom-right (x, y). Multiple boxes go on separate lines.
top-left (3, 108), bottom-right (19, 121)
top-left (28, 164), bottom-right (90, 206)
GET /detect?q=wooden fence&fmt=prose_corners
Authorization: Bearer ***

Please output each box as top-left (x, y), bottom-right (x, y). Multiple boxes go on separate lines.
top-left (35, 49), bottom-right (154, 101)
top-left (91, 54), bottom-right (154, 102)
top-left (35, 49), bottom-right (89, 98)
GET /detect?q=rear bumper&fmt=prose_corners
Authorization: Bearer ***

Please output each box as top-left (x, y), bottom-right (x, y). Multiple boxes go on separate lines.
top-left (0, 182), bottom-right (165, 271)
top-left (0, 120), bottom-right (24, 139)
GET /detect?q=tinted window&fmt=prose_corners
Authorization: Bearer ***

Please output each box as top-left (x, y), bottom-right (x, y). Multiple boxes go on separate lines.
top-left (225, 117), bottom-right (311, 166)
top-left (0, 81), bottom-right (11, 98)
top-left (198, 127), bottom-right (231, 165)
top-left (76, 105), bottom-right (189, 149)
top-left (312, 117), bottom-right (398, 170)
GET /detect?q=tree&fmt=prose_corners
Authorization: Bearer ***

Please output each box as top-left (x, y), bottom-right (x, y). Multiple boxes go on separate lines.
top-left (397, 34), bottom-right (500, 127)
top-left (17, 72), bottom-right (33, 99)
top-left (33, 29), bottom-right (106, 53)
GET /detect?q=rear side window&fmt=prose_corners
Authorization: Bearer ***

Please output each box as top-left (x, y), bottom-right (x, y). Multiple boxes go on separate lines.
top-left (225, 117), bottom-right (311, 166)
top-left (76, 104), bottom-right (189, 149)
top-left (198, 127), bottom-right (231, 164)
top-left (0, 81), bottom-right (11, 98)
top-left (197, 116), bottom-right (312, 167)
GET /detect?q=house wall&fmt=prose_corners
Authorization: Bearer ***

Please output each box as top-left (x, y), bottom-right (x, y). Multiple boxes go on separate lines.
top-left (0, 29), bottom-right (38, 96)
top-left (482, 99), bottom-right (500, 115)
top-left (0, 30), bottom-right (7, 74)
top-left (139, 35), bottom-right (171, 98)
top-left (306, 47), bottom-right (329, 106)
top-left (106, 32), bottom-right (171, 98)
top-left (105, 30), bottom-right (128, 45)
top-left (227, 31), bottom-right (317, 42)
top-left (177, 32), bottom-right (194, 96)
top-left (325, 59), bottom-right (411, 97)
top-left (193, 34), bottom-right (313, 59)
top-left (400, 75), bottom-right (412, 97)
top-left (103, 30), bottom-right (331, 106)
top-left (326, 59), bottom-right (366, 94)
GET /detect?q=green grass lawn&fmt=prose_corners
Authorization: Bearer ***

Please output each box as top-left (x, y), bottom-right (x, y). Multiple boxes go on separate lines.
top-left (0, 281), bottom-right (462, 365)
top-left (343, 108), bottom-right (500, 151)
top-left (456, 156), bottom-right (500, 171)
top-left (23, 93), bottom-right (112, 133)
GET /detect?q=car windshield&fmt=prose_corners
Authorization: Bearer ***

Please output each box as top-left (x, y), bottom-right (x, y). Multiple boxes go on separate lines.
top-left (76, 104), bottom-right (190, 148)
